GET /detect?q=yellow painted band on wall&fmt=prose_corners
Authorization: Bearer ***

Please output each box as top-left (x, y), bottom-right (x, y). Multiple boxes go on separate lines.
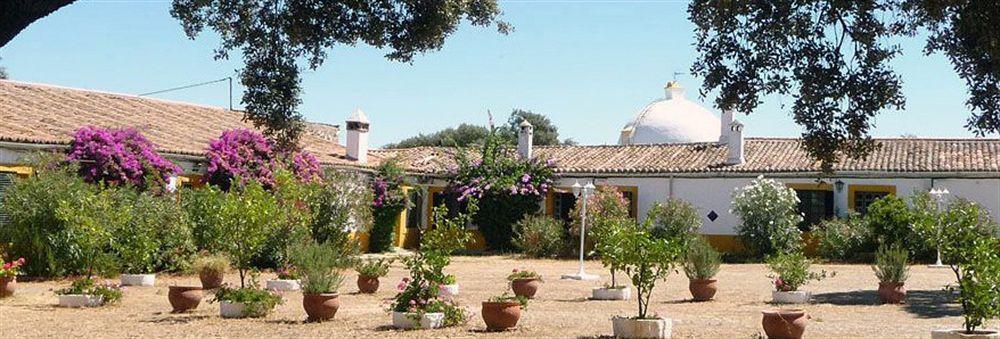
top-left (0, 165), bottom-right (34, 176)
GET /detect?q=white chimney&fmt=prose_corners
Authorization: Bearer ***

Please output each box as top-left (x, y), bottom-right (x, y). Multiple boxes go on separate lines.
top-left (719, 109), bottom-right (734, 144)
top-left (517, 119), bottom-right (534, 159)
top-left (664, 81), bottom-right (685, 100)
top-left (725, 119), bottom-right (745, 165)
top-left (346, 108), bottom-right (370, 164)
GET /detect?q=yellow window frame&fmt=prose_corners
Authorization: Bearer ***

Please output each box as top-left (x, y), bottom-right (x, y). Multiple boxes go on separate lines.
top-left (848, 184), bottom-right (896, 211)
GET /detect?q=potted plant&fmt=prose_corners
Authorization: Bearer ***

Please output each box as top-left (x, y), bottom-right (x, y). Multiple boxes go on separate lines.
top-left (56, 278), bottom-right (123, 308)
top-left (192, 254), bottom-right (229, 289)
top-left (591, 216), bottom-right (633, 301)
top-left (507, 268), bottom-right (542, 299)
top-left (761, 308), bottom-right (810, 339)
top-left (872, 244), bottom-right (909, 304)
top-left (610, 223), bottom-right (680, 339)
top-left (355, 258), bottom-right (392, 294)
top-left (212, 273), bottom-right (283, 318)
top-left (290, 241), bottom-right (350, 322)
top-left (168, 285), bottom-right (203, 313)
top-left (266, 264), bottom-right (301, 291)
top-left (0, 257), bottom-right (25, 298)
top-left (421, 204), bottom-right (474, 300)
top-left (766, 252), bottom-right (827, 304)
top-left (115, 207), bottom-right (160, 287)
top-left (482, 292), bottom-right (528, 331)
top-left (683, 238), bottom-right (721, 301)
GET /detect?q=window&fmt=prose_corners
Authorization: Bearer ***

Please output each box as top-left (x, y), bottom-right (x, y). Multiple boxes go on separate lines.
top-left (429, 189), bottom-right (473, 229)
top-left (405, 189), bottom-right (423, 229)
top-left (0, 172), bottom-right (12, 227)
top-left (794, 189), bottom-right (834, 231)
top-left (551, 192), bottom-right (577, 225)
top-left (849, 185), bottom-right (896, 215)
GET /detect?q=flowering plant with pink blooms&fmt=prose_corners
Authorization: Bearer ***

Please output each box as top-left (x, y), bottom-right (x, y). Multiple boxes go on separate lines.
top-left (0, 258), bottom-right (25, 278)
top-left (205, 129), bottom-right (324, 189)
top-left (66, 126), bottom-right (179, 189)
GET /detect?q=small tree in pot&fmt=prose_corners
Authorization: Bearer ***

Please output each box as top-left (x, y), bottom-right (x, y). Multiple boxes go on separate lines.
top-left (591, 216), bottom-right (634, 300)
top-left (610, 222), bottom-right (682, 339)
top-left (355, 258), bottom-right (393, 294)
top-left (872, 244), bottom-right (910, 304)
top-left (683, 238), bottom-right (721, 301)
top-left (289, 240), bottom-right (351, 322)
top-left (766, 252), bottom-right (827, 304)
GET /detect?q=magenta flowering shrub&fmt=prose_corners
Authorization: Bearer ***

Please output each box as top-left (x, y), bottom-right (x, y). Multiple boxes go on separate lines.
top-left (289, 151), bottom-right (322, 183)
top-left (66, 126), bottom-right (179, 188)
top-left (206, 129), bottom-right (276, 189)
top-left (369, 159), bottom-right (408, 253)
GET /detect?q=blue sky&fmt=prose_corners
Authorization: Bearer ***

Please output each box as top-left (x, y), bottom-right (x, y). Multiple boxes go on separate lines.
top-left (0, 1), bottom-right (989, 147)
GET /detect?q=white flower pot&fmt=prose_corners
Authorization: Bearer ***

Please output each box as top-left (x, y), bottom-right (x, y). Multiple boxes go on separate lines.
top-left (266, 279), bottom-right (300, 291)
top-left (120, 273), bottom-right (156, 286)
top-left (592, 286), bottom-right (631, 300)
top-left (772, 290), bottom-right (812, 304)
top-left (932, 329), bottom-right (1000, 339)
top-left (392, 311), bottom-right (445, 329)
top-left (219, 301), bottom-right (247, 318)
top-left (612, 316), bottom-right (672, 339)
top-left (58, 294), bottom-right (104, 308)
top-left (438, 284), bottom-right (459, 299)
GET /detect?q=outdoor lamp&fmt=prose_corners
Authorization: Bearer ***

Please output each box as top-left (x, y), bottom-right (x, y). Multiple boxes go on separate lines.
top-left (834, 180), bottom-right (845, 192)
top-left (562, 180), bottom-right (599, 281)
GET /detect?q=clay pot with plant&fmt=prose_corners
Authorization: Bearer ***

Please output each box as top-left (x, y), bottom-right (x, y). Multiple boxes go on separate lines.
top-left (609, 222), bottom-right (681, 339)
top-left (56, 278), bottom-right (124, 308)
top-left (590, 216), bottom-right (633, 301)
top-left (192, 254), bottom-right (229, 289)
top-left (507, 268), bottom-right (542, 299)
top-left (766, 252), bottom-right (828, 304)
top-left (0, 257), bottom-right (25, 298)
top-left (683, 238), bottom-right (721, 301)
top-left (168, 286), bottom-right (203, 312)
top-left (872, 244), bottom-right (909, 304)
top-left (761, 308), bottom-right (810, 339)
top-left (290, 241), bottom-right (351, 322)
top-left (355, 258), bottom-right (392, 294)
top-left (482, 293), bottom-right (528, 331)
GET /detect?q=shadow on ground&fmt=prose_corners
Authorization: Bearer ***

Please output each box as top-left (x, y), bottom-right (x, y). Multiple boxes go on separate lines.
top-left (143, 314), bottom-right (211, 324)
top-left (810, 289), bottom-right (959, 318)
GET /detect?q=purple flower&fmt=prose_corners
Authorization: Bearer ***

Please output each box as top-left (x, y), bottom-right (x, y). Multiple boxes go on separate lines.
top-left (67, 126), bottom-right (179, 189)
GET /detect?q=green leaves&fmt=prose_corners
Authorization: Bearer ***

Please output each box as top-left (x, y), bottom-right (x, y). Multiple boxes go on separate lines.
top-left (872, 244), bottom-right (910, 284)
top-left (613, 224), bottom-right (682, 319)
top-left (731, 177), bottom-right (803, 258)
top-left (956, 237), bottom-right (1000, 332)
top-left (766, 252), bottom-right (826, 292)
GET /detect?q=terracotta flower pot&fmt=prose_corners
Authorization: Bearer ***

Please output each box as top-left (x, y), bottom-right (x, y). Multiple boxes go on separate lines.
top-left (167, 286), bottom-right (202, 313)
top-left (481, 301), bottom-right (522, 331)
top-left (303, 293), bottom-right (340, 322)
top-left (0, 276), bottom-right (15, 298)
top-left (199, 271), bottom-right (224, 290)
top-left (511, 278), bottom-right (541, 299)
top-left (689, 278), bottom-right (717, 301)
top-left (761, 309), bottom-right (809, 339)
top-left (357, 275), bottom-right (380, 294)
top-left (878, 282), bottom-right (906, 304)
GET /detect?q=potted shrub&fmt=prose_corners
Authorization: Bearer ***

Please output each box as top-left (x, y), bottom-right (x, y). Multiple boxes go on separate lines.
top-left (290, 241), bottom-right (350, 322)
top-left (766, 252), bottom-right (827, 304)
top-left (420, 204), bottom-right (474, 300)
top-left (56, 278), bottom-right (123, 308)
top-left (0, 257), bottom-right (25, 298)
top-left (508, 268), bottom-right (542, 299)
top-left (610, 223), bottom-right (680, 339)
top-left (482, 292), bottom-right (528, 331)
top-left (168, 285), bottom-right (203, 313)
top-left (355, 258), bottom-right (392, 294)
top-left (212, 273), bottom-right (283, 318)
top-left (192, 254), bottom-right (229, 289)
top-left (266, 264), bottom-right (301, 291)
top-left (761, 308), bottom-right (810, 339)
top-left (683, 238), bottom-right (721, 301)
top-left (591, 216), bottom-right (633, 301)
top-left (872, 244), bottom-right (910, 304)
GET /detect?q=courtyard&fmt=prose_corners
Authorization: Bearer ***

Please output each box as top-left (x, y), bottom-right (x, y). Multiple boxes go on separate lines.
top-left (0, 256), bottom-right (971, 338)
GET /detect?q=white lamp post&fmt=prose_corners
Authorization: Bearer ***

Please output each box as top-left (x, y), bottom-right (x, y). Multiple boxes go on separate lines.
top-left (928, 187), bottom-right (950, 268)
top-left (562, 181), bottom-right (599, 280)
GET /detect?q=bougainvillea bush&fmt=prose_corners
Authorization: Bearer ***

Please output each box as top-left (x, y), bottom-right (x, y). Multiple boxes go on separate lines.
top-left (369, 159), bottom-right (409, 253)
top-left (205, 129), bottom-right (323, 189)
top-left (449, 128), bottom-right (555, 251)
top-left (66, 126), bottom-right (179, 190)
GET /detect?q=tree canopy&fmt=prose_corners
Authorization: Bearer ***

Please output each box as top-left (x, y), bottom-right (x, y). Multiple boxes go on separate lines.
top-left (384, 109), bottom-right (573, 149)
top-left (0, 0), bottom-right (508, 151)
top-left (689, 0), bottom-right (999, 171)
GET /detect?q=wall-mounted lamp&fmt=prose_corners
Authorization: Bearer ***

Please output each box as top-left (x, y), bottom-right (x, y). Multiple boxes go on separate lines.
top-left (834, 180), bottom-right (845, 192)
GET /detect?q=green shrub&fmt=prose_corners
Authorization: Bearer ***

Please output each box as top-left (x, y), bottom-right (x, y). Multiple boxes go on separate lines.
top-left (766, 252), bottom-right (826, 292)
top-left (216, 181), bottom-right (280, 288)
top-left (732, 177), bottom-right (804, 258)
top-left (181, 186), bottom-right (226, 253)
top-left (646, 198), bottom-right (702, 249)
top-left (814, 214), bottom-right (874, 262)
top-left (289, 241), bottom-right (351, 294)
top-left (211, 273), bottom-right (283, 318)
top-left (591, 216), bottom-right (634, 287)
top-left (955, 237), bottom-right (1000, 333)
top-left (55, 277), bottom-right (123, 305)
top-left (684, 237), bottom-right (721, 280)
top-left (56, 187), bottom-right (126, 278)
top-left (0, 155), bottom-right (93, 277)
top-left (307, 171), bottom-right (372, 246)
top-left (514, 214), bottom-right (566, 258)
top-left (475, 192), bottom-right (541, 252)
top-left (571, 185), bottom-right (631, 240)
top-left (613, 221), bottom-right (682, 319)
top-left (355, 258), bottom-right (392, 277)
top-left (872, 244), bottom-right (910, 283)
top-left (865, 195), bottom-right (932, 259)
top-left (136, 193), bottom-right (196, 272)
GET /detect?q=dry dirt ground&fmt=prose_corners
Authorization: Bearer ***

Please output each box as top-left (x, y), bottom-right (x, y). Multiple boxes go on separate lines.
top-left (1, 256), bottom-right (992, 338)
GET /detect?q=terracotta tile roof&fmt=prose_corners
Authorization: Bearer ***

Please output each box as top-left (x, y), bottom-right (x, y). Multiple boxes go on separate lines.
top-left (375, 138), bottom-right (1000, 175)
top-left (0, 80), bottom-right (372, 168)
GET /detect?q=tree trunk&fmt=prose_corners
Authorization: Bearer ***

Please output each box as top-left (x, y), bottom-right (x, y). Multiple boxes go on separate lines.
top-left (0, 0), bottom-right (77, 47)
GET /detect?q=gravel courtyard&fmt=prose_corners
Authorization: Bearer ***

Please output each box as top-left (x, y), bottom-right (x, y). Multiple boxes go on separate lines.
top-left (0, 256), bottom-right (986, 338)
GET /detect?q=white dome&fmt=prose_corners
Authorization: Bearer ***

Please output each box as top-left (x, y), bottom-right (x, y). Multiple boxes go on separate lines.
top-left (619, 82), bottom-right (721, 144)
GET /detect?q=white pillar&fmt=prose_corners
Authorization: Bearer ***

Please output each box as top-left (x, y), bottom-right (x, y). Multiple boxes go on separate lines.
top-left (517, 119), bottom-right (534, 159)
top-left (346, 108), bottom-right (370, 164)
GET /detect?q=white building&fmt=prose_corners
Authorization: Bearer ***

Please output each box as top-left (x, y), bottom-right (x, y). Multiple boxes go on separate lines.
top-left (1, 79), bottom-right (998, 251)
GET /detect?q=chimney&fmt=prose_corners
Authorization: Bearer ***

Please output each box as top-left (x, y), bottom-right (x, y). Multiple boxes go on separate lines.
top-left (719, 109), bottom-right (734, 143)
top-left (346, 108), bottom-right (370, 164)
top-left (725, 119), bottom-right (745, 165)
top-left (517, 119), bottom-right (534, 159)
top-left (664, 81), bottom-right (685, 100)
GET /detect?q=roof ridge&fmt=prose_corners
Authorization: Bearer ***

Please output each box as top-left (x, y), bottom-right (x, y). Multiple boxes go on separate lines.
top-left (1, 79), bottom-right (237, 112)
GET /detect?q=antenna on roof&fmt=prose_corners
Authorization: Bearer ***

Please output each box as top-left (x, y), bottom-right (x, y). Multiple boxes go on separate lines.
top-left (672, 71), bottom-right (685, 82)
top-left (138, 76), bottom-right (235, 110)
